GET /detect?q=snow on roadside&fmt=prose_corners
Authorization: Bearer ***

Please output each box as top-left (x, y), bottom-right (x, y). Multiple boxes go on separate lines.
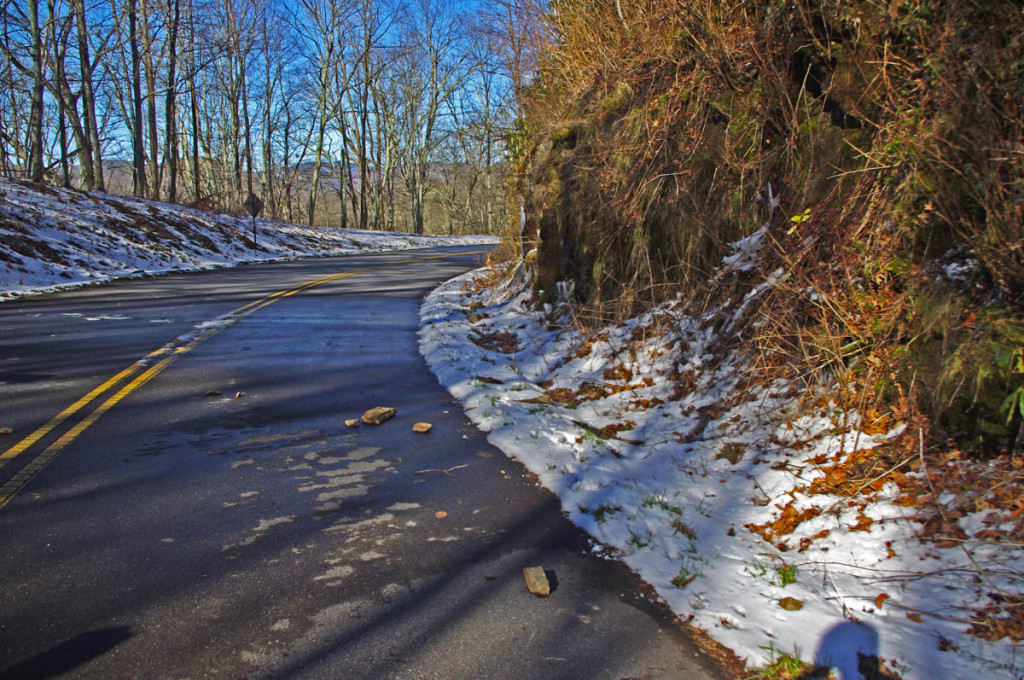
top-left (0, 178), bottom-right (496, 300)
top-left (419, 262), bottom-right (1024, 679)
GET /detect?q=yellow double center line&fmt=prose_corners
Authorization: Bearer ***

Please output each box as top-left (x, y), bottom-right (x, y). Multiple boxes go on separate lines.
top-left (0, 250), bottom-right (487, 509)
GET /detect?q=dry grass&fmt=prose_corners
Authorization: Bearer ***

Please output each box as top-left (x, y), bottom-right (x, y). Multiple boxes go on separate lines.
top-left (514, 0), bottom-right (1024, 459)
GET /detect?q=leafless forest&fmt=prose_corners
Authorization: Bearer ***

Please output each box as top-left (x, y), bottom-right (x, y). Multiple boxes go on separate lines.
top-left (0, 0), bottom-right (544, 234)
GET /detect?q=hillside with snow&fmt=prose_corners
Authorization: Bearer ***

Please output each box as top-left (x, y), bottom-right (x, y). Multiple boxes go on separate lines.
top-left (420, 256), bottom-right (1024, 680)
top-left (0, 178), bottom-right (496, 301)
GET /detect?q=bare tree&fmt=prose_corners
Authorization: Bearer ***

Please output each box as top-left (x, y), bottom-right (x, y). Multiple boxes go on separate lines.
top-left (478, 0), bottom-right (546, 118)
top-left (127, 0), bottom-right (149, 196)
top-left (0, 0), bottom-right (510, 237)
top-left (185, 0), bottom-right (203, 203)
top-left (3, 0), bottom-right (51, 181)
top-left (27, 0), bottom-right (47, 182)
top-left (293, 0), bottom-right (346, 225)
top-left (73, 0), bottom-right (105, 190)
top-left (258, 1), bottom-right (291, 218)
top-left (0, 8), bottom-right (21, 174)
top-left (397, 0), bottom-right (474, 235)
top-left (139, 0), bottom-right (164, 198)
top-left (46, 1), bottom-right (75, 187)
top-left (368, 66), bottom-right (402, 230)
top-left (164, 0), bottom-right (180, 201)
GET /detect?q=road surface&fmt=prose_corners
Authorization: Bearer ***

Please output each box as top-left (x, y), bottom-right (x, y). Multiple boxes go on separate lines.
top-left (0, 247), bottom-right (722, 679)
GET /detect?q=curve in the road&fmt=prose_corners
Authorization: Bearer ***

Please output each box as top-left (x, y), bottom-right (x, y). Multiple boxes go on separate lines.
top-left (0, 250), bottom-right (488, 509)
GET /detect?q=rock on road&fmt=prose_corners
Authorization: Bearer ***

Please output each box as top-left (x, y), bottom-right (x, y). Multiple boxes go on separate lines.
top-left (0, 247), bottom-right (723, 679)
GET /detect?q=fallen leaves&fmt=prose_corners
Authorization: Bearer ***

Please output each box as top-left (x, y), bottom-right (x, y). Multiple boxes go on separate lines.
top-left (470, 330), bottom-right (520, 354)
top-left (571, 418), bottom-right (637, 443)
top-left (796, 529), bottom-right (830, 552)
top-left (903, 444), bottom-right (1024, 556)
top-left (778, 597), bottom-right (803, 611)
top-left (968, 594), bottom-right (1024, 642)
top-left (602, 364), bottom-right (633, 382)
top-left (629, 396), bottom-right (664, 409)
top-left (848, 507), bottom-right (875, 533)
top-left (860, 407), bottom-right (895, 436)
top-left (546, 387), bottom-right (576, 404)
top-left (545, 379), bottom-right (657, 406)
top-left (805, 447), bottom-right (910, 498)
top-left (573, 338), bottom-right (596, 359)
top-left (715, 442), bottom-right (745, 464)
top-left (745, 501), bottom-right (822, 544)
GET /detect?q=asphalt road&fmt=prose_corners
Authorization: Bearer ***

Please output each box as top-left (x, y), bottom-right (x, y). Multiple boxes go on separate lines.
top-left (0, 247), bottom-right (723, 679)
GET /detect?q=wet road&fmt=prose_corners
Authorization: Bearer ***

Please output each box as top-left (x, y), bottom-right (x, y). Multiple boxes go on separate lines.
top-left (0, 247), bottom-right (722, 679)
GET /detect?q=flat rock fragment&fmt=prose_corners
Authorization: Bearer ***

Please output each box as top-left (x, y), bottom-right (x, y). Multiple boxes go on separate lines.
top-left (523, 566), bottom-right (551, 597)
top-left (362, 407), bottom-right (396, 425)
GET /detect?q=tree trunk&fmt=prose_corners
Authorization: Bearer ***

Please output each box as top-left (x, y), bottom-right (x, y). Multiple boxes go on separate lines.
top-left (129, 0), bottom-right (149, 197)
top-left (240, 48), bottom-right (254, 202)
top-left (188, 0), bottom-right (201, 202)
top-left (261, 13), bottom-right (277, 220)
top-left (282, 100), bottom-right (293, 223)
top-left (386, 172), bottom-right (395, 231)
top-left (57, 86), bottom-right (69, 187)
top-left (358, 35), bottom-right (370, 230)
top-left (141, 0), bottom-right (161, 199)
top-left (165, 0), bottom-right (180, 203)
top-left (0, 11), bottom-right (10, 176)
top-left (73, 0), bottom-right (102, 190)
top-left (27, 0), bottom-right (45, 183)
top-left (48, 5), bottom-right (87, 189)
top-left (340, 115), bottom-right (358, 228)
top-left (308, 55), bottom-right (331, 227)
top-left (308, 117), bottom-right (325, 226)
top-left (410, 162), bottom-right (427, 235)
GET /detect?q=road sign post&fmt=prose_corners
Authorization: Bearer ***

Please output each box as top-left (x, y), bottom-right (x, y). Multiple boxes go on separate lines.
top-left (242, 194), bottom-right (264, 247)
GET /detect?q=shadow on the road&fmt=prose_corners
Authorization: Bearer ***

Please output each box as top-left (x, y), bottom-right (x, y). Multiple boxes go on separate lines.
top-left (0, 248), bottom-right (715, 679)
top-left (0, 627), bottom-right (133, 680)
top-left (258, 496), bottom-right (702, 679)
top-left (544, 568), bottom-right (560, 595)
top-left (0, 367), bottom-right (711, 678)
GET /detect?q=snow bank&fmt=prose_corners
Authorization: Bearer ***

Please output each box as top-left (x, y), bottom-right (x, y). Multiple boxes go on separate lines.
top-left (419, 261), bottom-right (1023, 679)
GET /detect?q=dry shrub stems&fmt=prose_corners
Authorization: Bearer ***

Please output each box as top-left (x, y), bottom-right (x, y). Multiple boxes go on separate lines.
top-left (512, 0), bottom-right (1024, 459)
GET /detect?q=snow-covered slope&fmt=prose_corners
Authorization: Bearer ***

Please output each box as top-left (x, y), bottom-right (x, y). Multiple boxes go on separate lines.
top-left (0, 178), bottom-right (496, 300)
top-left (419, 261), bottom-right (1024, 680)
